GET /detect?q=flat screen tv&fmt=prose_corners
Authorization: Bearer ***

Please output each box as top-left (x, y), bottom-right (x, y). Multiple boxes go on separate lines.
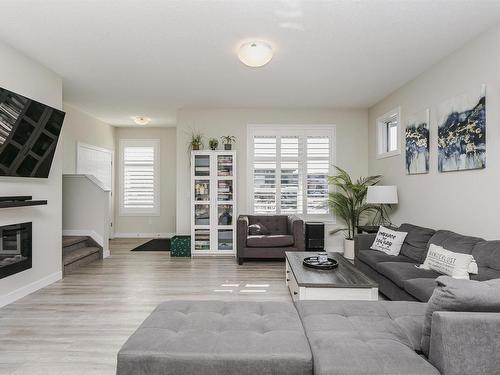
top-left (0, 87), bottom-right (65, 178)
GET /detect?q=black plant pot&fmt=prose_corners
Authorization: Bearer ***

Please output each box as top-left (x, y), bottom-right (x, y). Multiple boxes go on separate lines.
top-left (224, 144), bottom-right (232, 150)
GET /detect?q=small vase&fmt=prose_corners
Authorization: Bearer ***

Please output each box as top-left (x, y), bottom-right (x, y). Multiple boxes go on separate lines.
top-left (192, 144), bottom-right (200, 150)
top-left (343, 238), bottom-right (355, 260)
top-left (224, 144), bottom-right (232, 150)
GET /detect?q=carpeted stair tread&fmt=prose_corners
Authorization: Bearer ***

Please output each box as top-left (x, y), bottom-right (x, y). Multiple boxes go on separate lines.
top-left (63, 246), bottom-right (100, 265)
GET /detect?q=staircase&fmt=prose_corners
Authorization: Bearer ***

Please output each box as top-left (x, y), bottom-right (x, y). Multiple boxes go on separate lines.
top-left (62, 236), bottom-right (103, 275)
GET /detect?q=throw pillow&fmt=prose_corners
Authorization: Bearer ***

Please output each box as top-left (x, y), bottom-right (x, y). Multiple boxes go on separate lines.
top-left (421, 276), bottom-right (500, 356)
top-left (248, 223), bottom-right (269, 235)
top-left (370, 226), bottom-right (408, 256)
top-left (420, 244), bottom-right (478, 279)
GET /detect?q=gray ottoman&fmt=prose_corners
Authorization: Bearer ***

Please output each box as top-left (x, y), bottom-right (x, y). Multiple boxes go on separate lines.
top-left (117, 300), bottom-right (313, 375)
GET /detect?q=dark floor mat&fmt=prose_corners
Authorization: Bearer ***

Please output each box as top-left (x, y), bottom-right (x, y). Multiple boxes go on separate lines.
top-left (131, 238), bottom-right (170, 252)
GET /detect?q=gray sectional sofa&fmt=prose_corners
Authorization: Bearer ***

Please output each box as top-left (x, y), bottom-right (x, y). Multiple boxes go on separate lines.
top-left (355, 223), bottom-right (500, 301)
top-left (117, 297), bottom-right (500, 375)
top-left (116, 223), bottom-right (500, 375)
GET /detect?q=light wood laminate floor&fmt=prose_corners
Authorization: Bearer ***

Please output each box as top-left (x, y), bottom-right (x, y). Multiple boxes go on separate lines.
top-left (0, 238), bottom-right (290, 375)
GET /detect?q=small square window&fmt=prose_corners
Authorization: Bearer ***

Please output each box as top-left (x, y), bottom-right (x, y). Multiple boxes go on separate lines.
top-left (377, 108), bottom-right (401, 159)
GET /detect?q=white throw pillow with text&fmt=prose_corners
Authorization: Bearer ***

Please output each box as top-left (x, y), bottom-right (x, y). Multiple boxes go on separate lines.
top-left (370, 226), bottom-right (408, 256)
top-left (420, 244), bottom-right (478, 279)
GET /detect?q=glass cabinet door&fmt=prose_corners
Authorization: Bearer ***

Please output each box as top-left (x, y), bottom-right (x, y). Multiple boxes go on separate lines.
top-left (217, 204), bottom-right (233, 226)
top-left (217, 180), bottom-right (233, 201)
top-left (194, 155), bottom-right (210, 176)
top-left (218, 229), bottom-right (233, 250)
top-left (194, 229), bottom-right (210, 250)
top-left (217, 155), bottom-right (233, 176)
top-left (195, 204), bottom-right (210, 225)
top-left (194, 180), bottom-right (210, 201)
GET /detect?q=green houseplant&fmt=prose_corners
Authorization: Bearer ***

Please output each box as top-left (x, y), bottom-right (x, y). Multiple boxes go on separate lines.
top-left (221, 135), bottom-right (236, 150)
top-left (208, 138), bottom-right (219, 150)
top-left (328, 166), bottom-right (381, 259)
top-left (189, 131), bottom-right (204, 151)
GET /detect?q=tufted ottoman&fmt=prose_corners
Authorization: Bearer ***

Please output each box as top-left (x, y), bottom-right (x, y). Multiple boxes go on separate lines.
top-left (117, 300), bottom-right (313, 375)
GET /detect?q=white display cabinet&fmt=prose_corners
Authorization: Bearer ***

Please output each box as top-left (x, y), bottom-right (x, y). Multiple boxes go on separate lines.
top-left (191, 151), bottom-right (236, 256)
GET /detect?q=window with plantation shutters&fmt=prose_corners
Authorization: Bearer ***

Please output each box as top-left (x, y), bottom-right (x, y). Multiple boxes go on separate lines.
top-left (119, 139), bottom-right (160, 216)
top-left (306, 136), bottom-right (330, 214)
top-left (248, 125), bottom-right (335, 219)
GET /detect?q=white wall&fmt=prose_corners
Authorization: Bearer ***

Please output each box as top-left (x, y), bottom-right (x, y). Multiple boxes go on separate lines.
top-left (60, 104), bottom-right (115, 175)
top-left (62, 175), bottom-right (111, 256)
top-left (0, 41), bottom-right (63, 307)
top-left (114, 127), bottom-right (176, 236)
top-left (176, 108), bottom-right (368, 250)
top-left (368, 24), bottom-right (500, 240)
top-left (60, 104), bottom-right (116, 235)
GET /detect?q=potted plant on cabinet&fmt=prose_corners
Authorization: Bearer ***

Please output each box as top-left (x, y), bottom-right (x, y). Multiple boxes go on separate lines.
top-left (221, 135), bottom-right (236, 150)
top-left (189, 131), bottom-right (204, 151)
top-left (328, 166), bottom-right (381, 260)
top-left (208, 138), bottom-right (219, 150)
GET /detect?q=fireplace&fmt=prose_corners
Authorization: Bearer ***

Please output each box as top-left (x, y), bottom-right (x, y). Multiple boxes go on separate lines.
top-left (0, 222), bottom-right (32, 279)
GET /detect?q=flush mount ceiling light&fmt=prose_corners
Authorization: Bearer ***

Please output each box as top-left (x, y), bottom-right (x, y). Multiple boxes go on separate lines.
top-left (132, 116), bottom-right (151, 125)
top-left (238, 41), bottom-right (274, 67)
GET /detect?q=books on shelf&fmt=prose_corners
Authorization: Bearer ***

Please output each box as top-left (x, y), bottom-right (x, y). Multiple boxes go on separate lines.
top-left (194, 229), bottom-right (210, 250)
top-left (217, 181), bottom-right (232, 201)
top-left (217, 155), bottom-right (233, 176)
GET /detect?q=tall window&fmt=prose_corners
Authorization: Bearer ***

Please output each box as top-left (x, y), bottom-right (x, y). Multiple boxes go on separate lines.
top-left (248, 125), bottom-right (335, 219)
top-left (377, 108), bottom-right (401, 158)
top-left (119, 139), bottom-right (160, 216)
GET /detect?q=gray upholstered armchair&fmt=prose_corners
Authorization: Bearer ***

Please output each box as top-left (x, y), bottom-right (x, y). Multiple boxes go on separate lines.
top-left (237, 215), bottom-right (305, 265)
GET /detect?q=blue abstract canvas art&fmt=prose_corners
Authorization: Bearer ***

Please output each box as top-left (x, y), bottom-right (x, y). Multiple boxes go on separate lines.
top-left (405, 109), bottom-right (430, 175)
top-left (438, 85), bottom-right (486, 172)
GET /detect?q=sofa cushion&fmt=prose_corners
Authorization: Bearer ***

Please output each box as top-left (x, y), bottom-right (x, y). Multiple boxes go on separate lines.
top-left (295, 300), bottom-right (439, 375)
top-left (471, 266), bottom-right (500, 281)
top-left (399, 223), bottom-right (436, 262)
top-left (428, 230), bottom-right (483, 255)
top-left (421, 276), bottom-right (500, 356)
top-left (403, 278), bottom-right (437, 302)
top-left (357, 249), bottom-right (417, 270)
top-left (248, 215), bottom-right (288, 235)
top-left (376, 262), bottom-right (441, 288)
top-left (473, 241), bottom-right (500, 270)
top-left (247, 234), bottom-right (294, 248)
top-left (248, 223), bottom-right (270, 235)
top-left (117, 301), bottom-right (312, 375)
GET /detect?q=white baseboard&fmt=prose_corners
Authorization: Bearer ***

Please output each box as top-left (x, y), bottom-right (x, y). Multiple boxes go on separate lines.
top-left (62, 229), bottom-right (109, 258)
top-left (0, 271), bottom-right (62, 308)
top-left (113, 232), bottom-right (174, 238)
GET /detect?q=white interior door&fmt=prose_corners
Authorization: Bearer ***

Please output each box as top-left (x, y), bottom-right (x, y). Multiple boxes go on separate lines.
top-left (76, 142), bottom-right (114, 238)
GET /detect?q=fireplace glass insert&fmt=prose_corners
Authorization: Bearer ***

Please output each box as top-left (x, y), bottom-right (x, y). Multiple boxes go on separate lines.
top-left (0, 222), bottom-right (32, 279)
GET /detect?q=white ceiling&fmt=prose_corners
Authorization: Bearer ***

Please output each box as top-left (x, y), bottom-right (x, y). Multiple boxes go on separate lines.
top-left (1, 0), bottom-right (500, 126)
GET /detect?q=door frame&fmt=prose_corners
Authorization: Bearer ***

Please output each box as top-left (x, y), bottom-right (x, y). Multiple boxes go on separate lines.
top-left (76, 142), bottom-right (115, 239)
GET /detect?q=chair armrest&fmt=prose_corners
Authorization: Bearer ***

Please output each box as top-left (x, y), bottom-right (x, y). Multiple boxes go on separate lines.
top-left (354, 233), bottom-right (376, 258)
top-left (287, 215), bottom-right (305, 250)
top-left (237, 216), bottom-right (249, 259)
top-left (429, 311), bottom-right (500, 375)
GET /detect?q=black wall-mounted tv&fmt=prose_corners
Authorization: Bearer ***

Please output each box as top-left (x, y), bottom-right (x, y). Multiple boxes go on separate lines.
top-left (0, 87), bottom-right (65, 178)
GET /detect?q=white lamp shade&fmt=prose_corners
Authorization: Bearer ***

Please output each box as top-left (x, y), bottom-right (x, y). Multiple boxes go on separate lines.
top-left (366, 186), bottom-right (398, 204)
top-left (238, 41), bottom-right (273, 67)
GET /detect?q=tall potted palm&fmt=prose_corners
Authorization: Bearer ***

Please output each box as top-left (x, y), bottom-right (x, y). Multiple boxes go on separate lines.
top-left (328, 166), bottom-right (381, 260)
